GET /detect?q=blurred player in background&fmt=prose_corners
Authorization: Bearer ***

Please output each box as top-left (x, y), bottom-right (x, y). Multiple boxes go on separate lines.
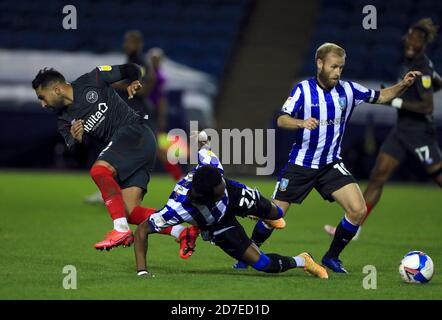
top-left (325, 18), bottom-right (442, 239)
top-left (84, 32), bottom-right (183, 204)
top-left (147, 47), bottom-right (185, 181)
top-left (234, 43), bottom-right (420, 274)
top-left (32, 64), bottom-right (196, 254)
top-left (133, 137), bottom-right (328, 279)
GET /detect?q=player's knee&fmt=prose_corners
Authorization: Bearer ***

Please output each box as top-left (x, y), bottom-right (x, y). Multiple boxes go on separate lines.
top-left (429, 166), bottom-right (442, 187)
top-left (90, 164), bottom-right (112, 181)
top-left (347, 203), bottom-right (367, 224)
top-left (435, 174), bottom-right (442, 187)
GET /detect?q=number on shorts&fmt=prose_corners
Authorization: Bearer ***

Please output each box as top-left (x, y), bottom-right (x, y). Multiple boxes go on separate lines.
top-left (333, 162), bottom-right (351, 176)
top-left (415, 146), bottom-right (431, 163)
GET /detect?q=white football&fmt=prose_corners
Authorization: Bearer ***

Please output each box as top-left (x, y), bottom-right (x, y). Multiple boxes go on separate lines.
top-left (399, 251), bottom-right (434, 284)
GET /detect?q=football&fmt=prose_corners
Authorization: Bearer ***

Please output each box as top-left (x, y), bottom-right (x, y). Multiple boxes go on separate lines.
top-left (399, 251), bottom-right (434, 284)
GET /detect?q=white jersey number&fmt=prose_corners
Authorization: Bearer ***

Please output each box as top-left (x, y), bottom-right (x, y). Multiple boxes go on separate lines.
top-left (415, 146), bottom-right (432, 163)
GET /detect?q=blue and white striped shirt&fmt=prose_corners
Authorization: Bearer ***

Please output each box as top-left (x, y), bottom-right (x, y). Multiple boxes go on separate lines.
top-left (280, 78), bottom-right (379, 169)
top-left (149, 145), bottom-right (228, 231)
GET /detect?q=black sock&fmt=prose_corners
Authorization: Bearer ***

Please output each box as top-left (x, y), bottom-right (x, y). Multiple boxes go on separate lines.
top-left (263, 253), bottom-right (297, 273)
top-left (325, 217), bottom-right (359, 259)
top-left (251, 220), bottom-right (274, 247)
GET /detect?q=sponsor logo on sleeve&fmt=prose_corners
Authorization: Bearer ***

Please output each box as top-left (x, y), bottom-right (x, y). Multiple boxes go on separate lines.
top-left (422, 75), bottom-right (432, 89)
top-left (97, 65), bottom-right (112, 71)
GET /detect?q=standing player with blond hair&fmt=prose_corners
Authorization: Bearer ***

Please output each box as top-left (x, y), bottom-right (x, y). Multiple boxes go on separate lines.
top-left (234, 42), bottom-right (421, 273)
top-left (325, 18), bottom-right (442, 240)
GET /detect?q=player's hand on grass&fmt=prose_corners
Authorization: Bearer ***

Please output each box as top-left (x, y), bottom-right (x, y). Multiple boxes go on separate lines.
top-left (402, 71), bottom-right (422, 87)
top-left (301, 117), bottom-right (319, 130)
top-left (127, 80), bottom-right (142, 99)
top-left (137, 270), bottom-right (155, 278)
top-left (70, 119), bottom-right (84, 143)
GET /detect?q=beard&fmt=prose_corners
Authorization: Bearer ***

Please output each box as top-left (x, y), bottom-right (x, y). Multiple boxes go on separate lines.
top-left (318, 69), bottom-right (339, 89)
top-left (48, 97), bottom-right (66, 112)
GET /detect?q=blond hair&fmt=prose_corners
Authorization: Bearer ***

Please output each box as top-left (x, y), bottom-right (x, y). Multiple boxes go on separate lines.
top-left (315, 42), bottom-right (346, 61)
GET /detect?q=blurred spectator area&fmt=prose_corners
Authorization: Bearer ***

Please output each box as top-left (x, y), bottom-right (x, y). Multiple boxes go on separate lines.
top-left (301, 0), bottom-right (442, 81)
top-left (0, 0), bottom-right (255, 79)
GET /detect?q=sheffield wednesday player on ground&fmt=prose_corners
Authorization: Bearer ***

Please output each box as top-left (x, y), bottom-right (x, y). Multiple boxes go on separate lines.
top-left (32, 64), bottom-right (197, 254)
top-left (133, 143), bottom-right (328, 279)
top-left (325, 18), bottom-right (442, 239)
top-left (233, 43), bottom-right (421, 274)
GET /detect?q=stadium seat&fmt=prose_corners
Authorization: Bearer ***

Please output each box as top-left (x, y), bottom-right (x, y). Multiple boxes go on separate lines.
top-left (316, 8), bottom-right (347, 27)
top-left (1, 0), bottom-right (251, 80)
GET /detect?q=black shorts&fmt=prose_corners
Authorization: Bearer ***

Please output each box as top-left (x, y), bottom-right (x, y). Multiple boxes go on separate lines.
top-left (380, 126), bottom-right (442, 168)
top-left (97, 120), bottom-right (157, 192)
top-left (273, 161), bottom-right (356, 204)
top-left (202, 179), bottom-right (274, 260)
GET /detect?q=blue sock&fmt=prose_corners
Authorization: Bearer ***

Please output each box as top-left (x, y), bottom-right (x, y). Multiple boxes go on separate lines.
top-left (276, 205), bottom-right (284, 219)
top-left (325, 216), bottom-right (359, 259)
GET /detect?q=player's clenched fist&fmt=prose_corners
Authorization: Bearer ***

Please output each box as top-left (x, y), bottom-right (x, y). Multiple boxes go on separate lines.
top-left (127, 80), bottom-right (142, 99)
top-left (70, 119), bottom-right (84, 143)
top-left (402, 71), bottom-right (422, 87)
top-left (302, 117), bottom-right (319, 130)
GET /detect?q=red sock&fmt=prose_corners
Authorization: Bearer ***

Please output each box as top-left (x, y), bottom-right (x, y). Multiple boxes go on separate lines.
top-left (127, 206), bottom-right (172, 235)
top-left (128, 206), bottom-right (156, 225)
top-left (163, 161), bottom-right (184, 181)
top-left (361, 202), bottom-right (374, 225)
top-left (90, 165), bottom-right (126, 220)
top-left (159, 226), bottom-right (173, 235)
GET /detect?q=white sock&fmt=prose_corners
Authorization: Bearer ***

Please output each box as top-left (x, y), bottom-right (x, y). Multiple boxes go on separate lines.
top-left (294, 256), bottom-right (305, 267)
top-left (171, 225), bottom-right (186, 239)
top-left (113, 217), bottom-right (130, 232)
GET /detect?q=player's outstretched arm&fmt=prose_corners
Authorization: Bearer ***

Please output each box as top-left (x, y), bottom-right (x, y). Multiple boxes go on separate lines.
top-left (134, 220), bottom-right (154, 277)
top-left (377, 71), bottom-right (434, 113)
top-left (277, 114), bottom-right (319, 131)
top-left (377, 71), bottom-right (422, 104)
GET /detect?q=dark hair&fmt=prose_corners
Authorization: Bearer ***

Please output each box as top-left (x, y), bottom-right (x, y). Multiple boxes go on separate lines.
top-left (410, 18), bottom-right (439, 44)
top-left (32, 68), bottom-right (66, 90)
top-left (192, 165), bottom-right (222, 201)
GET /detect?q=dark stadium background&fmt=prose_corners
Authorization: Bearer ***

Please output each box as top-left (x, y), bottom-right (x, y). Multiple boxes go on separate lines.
top-left (1, 0), bottom-right (441, 182)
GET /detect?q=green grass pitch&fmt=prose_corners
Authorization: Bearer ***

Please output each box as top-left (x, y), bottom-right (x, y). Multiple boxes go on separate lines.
top-left (0, 171), bottom-right (440, 300)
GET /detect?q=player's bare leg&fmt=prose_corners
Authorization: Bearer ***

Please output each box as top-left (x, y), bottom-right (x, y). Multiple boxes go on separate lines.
top-left (363, 152), bottom-right (400, 216)
top-left (269, 199), bottom-right (289, 228)
top-left (426, 161), bottom-right (442, 187)
top-left (322, 183), bottom-right (366, 273)
top-left (123, 186), bottom-right (199, 258)
top-left (324, 152), bottom-right (400, 237)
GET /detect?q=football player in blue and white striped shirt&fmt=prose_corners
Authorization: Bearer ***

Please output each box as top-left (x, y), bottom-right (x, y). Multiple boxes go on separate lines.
top-left (249, 43), bottom-right (421, 274)
top-left (133, 137), bottom-right (328, 279)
